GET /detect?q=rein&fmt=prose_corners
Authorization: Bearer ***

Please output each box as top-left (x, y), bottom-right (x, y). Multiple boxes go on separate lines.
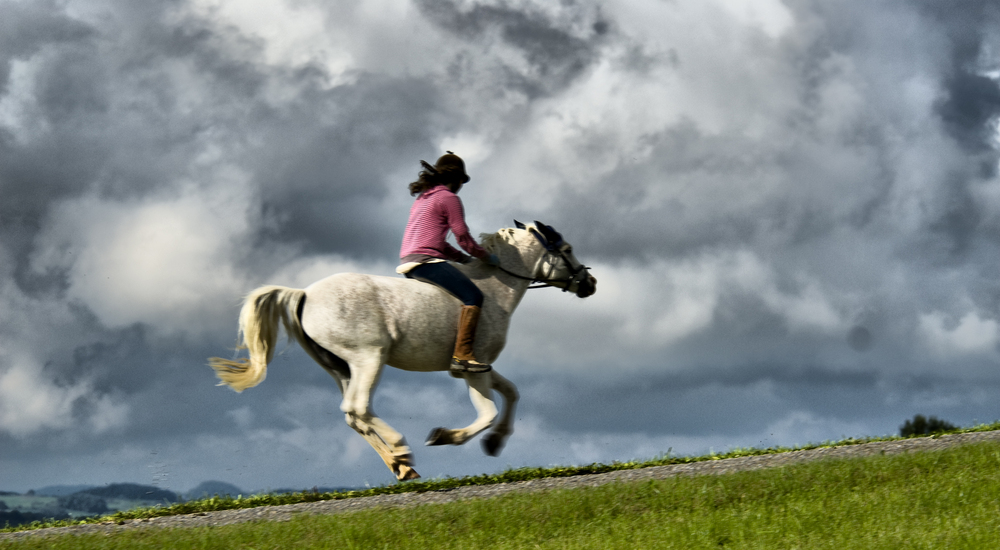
top-left (496, 248), bottom-right (589, 291)
top-left (496, 266), bottom-right (555, 289)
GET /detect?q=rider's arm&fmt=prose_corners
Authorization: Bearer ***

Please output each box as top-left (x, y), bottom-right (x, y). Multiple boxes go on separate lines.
top-left (441, 193), bottom-right (488, 260)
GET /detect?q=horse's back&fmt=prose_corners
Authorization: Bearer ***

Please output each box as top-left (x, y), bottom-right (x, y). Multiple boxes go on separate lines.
top-left (300, 272), bottom-right (459, 371)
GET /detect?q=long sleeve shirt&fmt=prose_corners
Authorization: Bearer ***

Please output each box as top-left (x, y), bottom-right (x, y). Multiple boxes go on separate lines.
top-left (399, 185), bottom-right (488, 264)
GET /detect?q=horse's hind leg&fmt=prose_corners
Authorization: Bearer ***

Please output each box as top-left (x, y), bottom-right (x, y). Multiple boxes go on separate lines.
top-left (425, 372), bottom-right (498, 447)
top-left (340, 351), bottom-right (419, 481)
top-left (311, 360), bottom-right (410, 478)
top-left (481, 371), bottom-right (518, 457)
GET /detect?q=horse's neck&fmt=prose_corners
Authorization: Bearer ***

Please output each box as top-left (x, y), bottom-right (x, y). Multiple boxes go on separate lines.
top-left (463, 237), bottom-right (543, 316)
top-left (481, 270), bottom-right (531, 314)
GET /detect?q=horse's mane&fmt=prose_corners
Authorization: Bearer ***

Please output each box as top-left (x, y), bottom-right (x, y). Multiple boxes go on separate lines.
top-left (479, 227), bottom-right (523, 254)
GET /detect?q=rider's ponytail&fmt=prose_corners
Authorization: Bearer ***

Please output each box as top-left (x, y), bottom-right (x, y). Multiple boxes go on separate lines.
top-left (408, 164), bottom-right (442, 196)
top-left (408, 152), bottom-right (470, 196)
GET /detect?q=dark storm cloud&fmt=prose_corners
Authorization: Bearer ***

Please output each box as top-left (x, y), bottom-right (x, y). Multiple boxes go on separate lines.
top-left (917, 0), bottom-right (1000, 153)
top-left (0, 0), bottom-right (457, 288)
top-left (530, 1), bottom-right (1000, 271)
top-left (0, 0), bottom-right (93, 91)
top-left (520, 364), bottom-right (1000, 440)
top-left (4, 0), bottom-right (1000, 492)
top-left (0, 0), bottom-right (457, 455)
top-left (415, 0), bottom-right (606, 98)
top-left (938, 71), bottom-right (1000, 154)
top-left (250, 74), bottom-right (447, 259)
top-left (0, 3), bottom-right (99, 293)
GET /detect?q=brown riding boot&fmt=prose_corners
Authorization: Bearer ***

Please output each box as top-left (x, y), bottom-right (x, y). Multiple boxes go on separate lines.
top-left (451, 305), bottom-right (492, 373)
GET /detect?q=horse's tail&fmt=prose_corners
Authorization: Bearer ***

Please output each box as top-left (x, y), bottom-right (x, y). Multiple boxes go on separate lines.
top-left (208, 285), bottom-right (307, 393)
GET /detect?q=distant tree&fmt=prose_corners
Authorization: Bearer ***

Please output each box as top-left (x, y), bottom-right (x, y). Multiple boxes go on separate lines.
top-left (58, 493), bottom-right (109, 514)
top-left (900, 414), bottom-right (957, 437)
top-left (0, 500), bottom-right (7, 511)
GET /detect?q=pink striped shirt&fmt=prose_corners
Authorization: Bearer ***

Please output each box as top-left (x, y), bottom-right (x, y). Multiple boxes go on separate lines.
top-left (399, 185), bottom-right (487, 263)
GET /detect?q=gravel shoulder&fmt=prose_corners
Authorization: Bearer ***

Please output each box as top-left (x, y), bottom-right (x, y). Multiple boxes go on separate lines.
top-left (5, 430), bottom-right (1000, 541)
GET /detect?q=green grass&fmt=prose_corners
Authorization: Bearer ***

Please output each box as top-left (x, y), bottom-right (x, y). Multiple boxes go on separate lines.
top-left (3, 439), bottom-right (1000, 549)
top-left (3, 421), bottom-right (999, 536)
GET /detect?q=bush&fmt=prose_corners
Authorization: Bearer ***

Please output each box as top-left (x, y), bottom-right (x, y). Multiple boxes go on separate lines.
top-left (900, 414), bottom-right (957, 437)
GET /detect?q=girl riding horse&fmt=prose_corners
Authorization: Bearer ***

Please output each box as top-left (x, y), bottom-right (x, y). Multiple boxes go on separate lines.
top-left (397, 152), bottom-right (500, 374)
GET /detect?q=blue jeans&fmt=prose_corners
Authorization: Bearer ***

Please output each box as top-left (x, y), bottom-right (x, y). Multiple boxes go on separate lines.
top-left (405, 262), bottom-right (484, 307)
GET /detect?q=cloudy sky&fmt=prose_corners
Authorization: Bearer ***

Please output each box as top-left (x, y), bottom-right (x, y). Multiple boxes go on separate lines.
top-left (2, 0), bottom-right (1000, 494)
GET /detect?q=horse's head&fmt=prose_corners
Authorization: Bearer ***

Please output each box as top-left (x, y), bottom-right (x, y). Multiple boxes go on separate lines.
top-left (516, 220), bottom-right (597, 298)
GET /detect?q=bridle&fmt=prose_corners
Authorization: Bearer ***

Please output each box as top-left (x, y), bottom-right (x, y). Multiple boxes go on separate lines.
top-left (496, 222), bottom-right (592, 292)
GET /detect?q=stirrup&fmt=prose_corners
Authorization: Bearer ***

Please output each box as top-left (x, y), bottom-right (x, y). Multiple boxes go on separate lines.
top-left (450, 357), bottom-right (492, 373)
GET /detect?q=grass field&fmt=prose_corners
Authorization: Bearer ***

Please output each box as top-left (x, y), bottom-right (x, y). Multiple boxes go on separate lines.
top-left (4, 439), bottom-right (999, 549)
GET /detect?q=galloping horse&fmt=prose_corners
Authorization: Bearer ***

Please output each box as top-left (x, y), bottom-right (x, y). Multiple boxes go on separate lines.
top-left (208, 221), bottom-right (596, 480)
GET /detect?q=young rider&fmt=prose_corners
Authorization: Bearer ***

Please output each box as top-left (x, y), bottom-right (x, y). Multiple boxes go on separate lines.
top-left (397, 152), bottom-right (500, 374)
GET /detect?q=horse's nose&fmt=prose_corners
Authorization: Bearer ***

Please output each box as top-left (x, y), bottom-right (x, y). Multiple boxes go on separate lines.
top-left (577, 274), bottom-right (597, 298)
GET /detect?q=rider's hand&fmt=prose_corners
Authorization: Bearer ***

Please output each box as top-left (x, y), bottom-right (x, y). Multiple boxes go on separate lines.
top-left (486, 254), bottom-right (500, 267)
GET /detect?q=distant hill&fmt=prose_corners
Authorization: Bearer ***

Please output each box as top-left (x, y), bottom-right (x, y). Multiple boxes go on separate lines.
top-left (80, 483), bottom-right (180, 502)
top-left (32, 485), bottom-right (97, 497)
top-left (0, 491), bottom-right (19, 496)
top-left (0, 509), bottom-right (68, 528)
top-left (57, 493), bottom-right (109, 514)
top-left (185, 481), bottom-right (244, 500)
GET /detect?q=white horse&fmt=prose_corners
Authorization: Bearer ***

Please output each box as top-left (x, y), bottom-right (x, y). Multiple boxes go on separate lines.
top-left (208, 221), bottom-right (596, 481)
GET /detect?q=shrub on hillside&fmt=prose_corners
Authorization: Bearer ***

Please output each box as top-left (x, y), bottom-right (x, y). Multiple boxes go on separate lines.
top-left (900, 414), bottom-right (957, 437)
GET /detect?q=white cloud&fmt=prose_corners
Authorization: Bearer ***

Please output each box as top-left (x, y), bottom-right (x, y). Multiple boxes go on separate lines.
top-left (919, 310), bottom-right (1000, 358)
top-left (182, 0), bottom-right (352, 80)
top-left (29, 173), bottom-right (255, 337)
top-left (0, 355), bottom-right (129, 438)
top-left (506, 249), bottom-right (846, 370)
top-left (713, 0), bottom-right (794, 39)
top-left (265, 254), bottom-right (396, 291)
top-left (0, 58), bottom-right (45, 143)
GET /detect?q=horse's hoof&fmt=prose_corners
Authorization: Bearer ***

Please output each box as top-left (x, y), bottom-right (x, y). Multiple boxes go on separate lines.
top-left (396, 464), bottom-right (420, 481)
top-left (425, 427), bottom-right (452, 446)
top-left (481, 432), bottom-right (505, 457)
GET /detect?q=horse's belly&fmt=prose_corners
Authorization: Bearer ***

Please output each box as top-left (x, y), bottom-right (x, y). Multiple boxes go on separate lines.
top-left (303, 272), bottom-right (459, 372)
top-left (384, 315), bottom-right (457, 372)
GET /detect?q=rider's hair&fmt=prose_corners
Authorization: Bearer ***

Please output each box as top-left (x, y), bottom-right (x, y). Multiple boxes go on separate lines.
top-left (408, 153), bottom-right (468, 196)
top-left (408, 167), bottom-right (449, 196)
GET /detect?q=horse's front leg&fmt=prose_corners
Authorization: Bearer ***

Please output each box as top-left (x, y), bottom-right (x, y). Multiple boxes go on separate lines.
top-left (425, 371), bottom-right (497, 447)
top-left (341, 352), bottom-right (419, 481)
top-left (480, 370), bottom-right (518, 456)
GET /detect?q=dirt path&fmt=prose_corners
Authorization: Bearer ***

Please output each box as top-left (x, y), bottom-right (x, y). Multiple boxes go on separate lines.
top-left (5, 430), bottom-right (1000, 541)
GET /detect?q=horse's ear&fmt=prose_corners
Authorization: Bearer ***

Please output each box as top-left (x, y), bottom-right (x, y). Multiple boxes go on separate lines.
top-left (528, 227), bottom-right (551, 249)
top-left (533, 221), bottom-right (564, 247)
top-left (514, 219), bottom-right (526, 229)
